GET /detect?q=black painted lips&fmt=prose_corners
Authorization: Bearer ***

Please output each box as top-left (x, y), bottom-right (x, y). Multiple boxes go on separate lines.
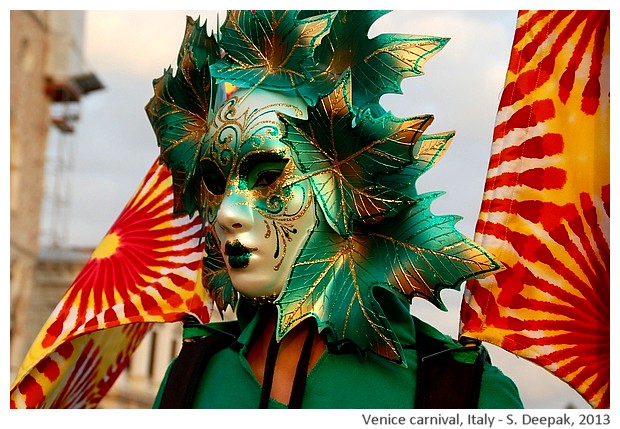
top-left (225, 240), bottom-right (257, 269)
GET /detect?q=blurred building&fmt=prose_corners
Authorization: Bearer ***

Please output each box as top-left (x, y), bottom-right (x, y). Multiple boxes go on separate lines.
top-left (11, 10), bottom-right (49, 372)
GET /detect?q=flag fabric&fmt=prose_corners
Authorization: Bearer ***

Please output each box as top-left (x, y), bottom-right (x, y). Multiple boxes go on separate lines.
top-left (460, 11), bottom-right (609, 408)
top-left (10, 160), bottom-right (209, 408)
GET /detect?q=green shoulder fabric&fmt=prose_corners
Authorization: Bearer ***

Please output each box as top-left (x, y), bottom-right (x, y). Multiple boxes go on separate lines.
top-left (479, 361), bottom-right (524, 408)
top-left (182, 320), bottom-right (241, 341)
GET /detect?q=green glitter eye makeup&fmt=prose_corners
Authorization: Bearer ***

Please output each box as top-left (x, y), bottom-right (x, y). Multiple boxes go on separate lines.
top-left (241, 152), bottom-right (289, 190)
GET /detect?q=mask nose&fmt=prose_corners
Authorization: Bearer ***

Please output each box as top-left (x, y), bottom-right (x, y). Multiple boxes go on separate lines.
top-left (216, 192), bottom-right (254, 233)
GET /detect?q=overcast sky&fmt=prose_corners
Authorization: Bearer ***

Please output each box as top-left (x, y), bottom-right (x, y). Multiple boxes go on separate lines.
top-left (31, 9), bottom-right (596, 409)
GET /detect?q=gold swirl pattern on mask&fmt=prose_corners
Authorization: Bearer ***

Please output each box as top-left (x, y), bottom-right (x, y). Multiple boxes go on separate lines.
top-left (259, 186), bottom-right (314, 271)
top-left (200, 95), bottom-right (304, 191)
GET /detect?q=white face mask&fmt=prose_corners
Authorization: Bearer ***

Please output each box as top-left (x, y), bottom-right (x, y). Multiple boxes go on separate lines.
top-left (203, 88), bottom-right (317, 300)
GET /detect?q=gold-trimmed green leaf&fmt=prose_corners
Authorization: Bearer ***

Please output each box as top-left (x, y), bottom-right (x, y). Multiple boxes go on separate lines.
top-left (373, 193), bottom-right (502, 309)
top-left (276, 213), bottom-right (404, 362)
top-left (298, 11), bottom-right (448, 113)
top-left (353, 34), bottom-right (449, 111)
top-left (276, 192), bottom-right (501, 363)
top-left (280, 72), bottom-right (433, 236)
top-left (211, 10), bottom-right (335, 90)
top-left (298, 11), bottom-right (389, 106)
top-left (378, 131), bottom-right (455, 201)
top-left (146, 16), bottom-right (220, 215)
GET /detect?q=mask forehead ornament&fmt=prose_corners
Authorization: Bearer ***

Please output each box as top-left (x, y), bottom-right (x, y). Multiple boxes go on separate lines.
top-left (146, 11), bottom-right (501, 364)
top-left (199, 88), bottom-right (306, 222)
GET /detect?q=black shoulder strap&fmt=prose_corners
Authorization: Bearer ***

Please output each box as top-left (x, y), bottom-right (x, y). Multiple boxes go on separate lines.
top-left (158, 332), bottom-right (236, 408)
top-left (414, 334), bottom-right (487, 409)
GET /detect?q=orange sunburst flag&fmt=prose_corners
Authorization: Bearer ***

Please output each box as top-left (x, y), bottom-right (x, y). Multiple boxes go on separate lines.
top-left (460, 11), bottom-right (609, 408)
top-left (10, 160), bottom-right (209, 408)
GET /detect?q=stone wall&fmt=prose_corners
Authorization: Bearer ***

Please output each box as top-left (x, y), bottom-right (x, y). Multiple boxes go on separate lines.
top-left (10, 10), bottom-right (52, 370)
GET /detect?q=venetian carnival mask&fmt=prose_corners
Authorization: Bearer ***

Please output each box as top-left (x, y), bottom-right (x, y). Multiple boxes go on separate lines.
top-left (202, 87), bottom-right (317, 301)
top-left (146, 10), bottom-right (501, 364)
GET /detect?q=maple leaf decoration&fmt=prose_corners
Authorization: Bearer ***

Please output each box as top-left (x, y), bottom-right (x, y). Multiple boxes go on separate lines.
top-left (279, 72), bottom-right (433, 236)
top-left (145, 17), bottom-right (220, 216)
top-left (276, 195), bottom-right (501, 363)
top-left (299, 10), bottom-right (449, 112)
top-left (211, 10), bottom-right (335, 90)
top-left (276, 76), bottom-right (501, 363)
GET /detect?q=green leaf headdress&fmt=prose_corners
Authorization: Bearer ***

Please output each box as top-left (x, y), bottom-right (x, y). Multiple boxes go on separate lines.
top-left (146, 11), bottom-right (501, 364)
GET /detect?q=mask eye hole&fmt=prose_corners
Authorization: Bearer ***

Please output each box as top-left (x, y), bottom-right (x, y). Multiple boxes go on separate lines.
top-left (200, 160), bottom-right (226, 195)
top-left (240, 152), bottom-right (289, 190)
top-left (248, 161), bottom-right (288, 189)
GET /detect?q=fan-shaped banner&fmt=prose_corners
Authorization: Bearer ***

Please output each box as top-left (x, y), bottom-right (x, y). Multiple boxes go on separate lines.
top-left (460, 11), bottom-right (609, 409)
top-left (10, 160), bottom-right (208, 408)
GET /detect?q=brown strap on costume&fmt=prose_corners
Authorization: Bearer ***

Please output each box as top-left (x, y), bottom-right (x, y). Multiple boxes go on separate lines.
top-left (414, 335), bottom-right (487, 409)
top-left (260, 318), bottom-right (316, 409)
top-left (287, 325), bottom-right (316, 408)
top-left (258, 328), bottom-right (281, 408)
top-left (158, 333), bottom-right (236, 408)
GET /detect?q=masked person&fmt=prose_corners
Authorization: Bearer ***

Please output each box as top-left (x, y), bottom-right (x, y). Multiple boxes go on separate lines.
top-left (147, 10), bottom-right (523, 409)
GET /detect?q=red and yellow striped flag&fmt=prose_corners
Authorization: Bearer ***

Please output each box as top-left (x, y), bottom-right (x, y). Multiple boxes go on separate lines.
top-left (460, 11), bottom-right (610, 408)
top-left (10, 160), bottom-right (209, 408)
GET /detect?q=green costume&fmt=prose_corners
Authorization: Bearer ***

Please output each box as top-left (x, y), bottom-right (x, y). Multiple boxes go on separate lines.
top-left (153, 296), bottom-right (522, 408)
top-left (146, 10), bottom-right (523, 409)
